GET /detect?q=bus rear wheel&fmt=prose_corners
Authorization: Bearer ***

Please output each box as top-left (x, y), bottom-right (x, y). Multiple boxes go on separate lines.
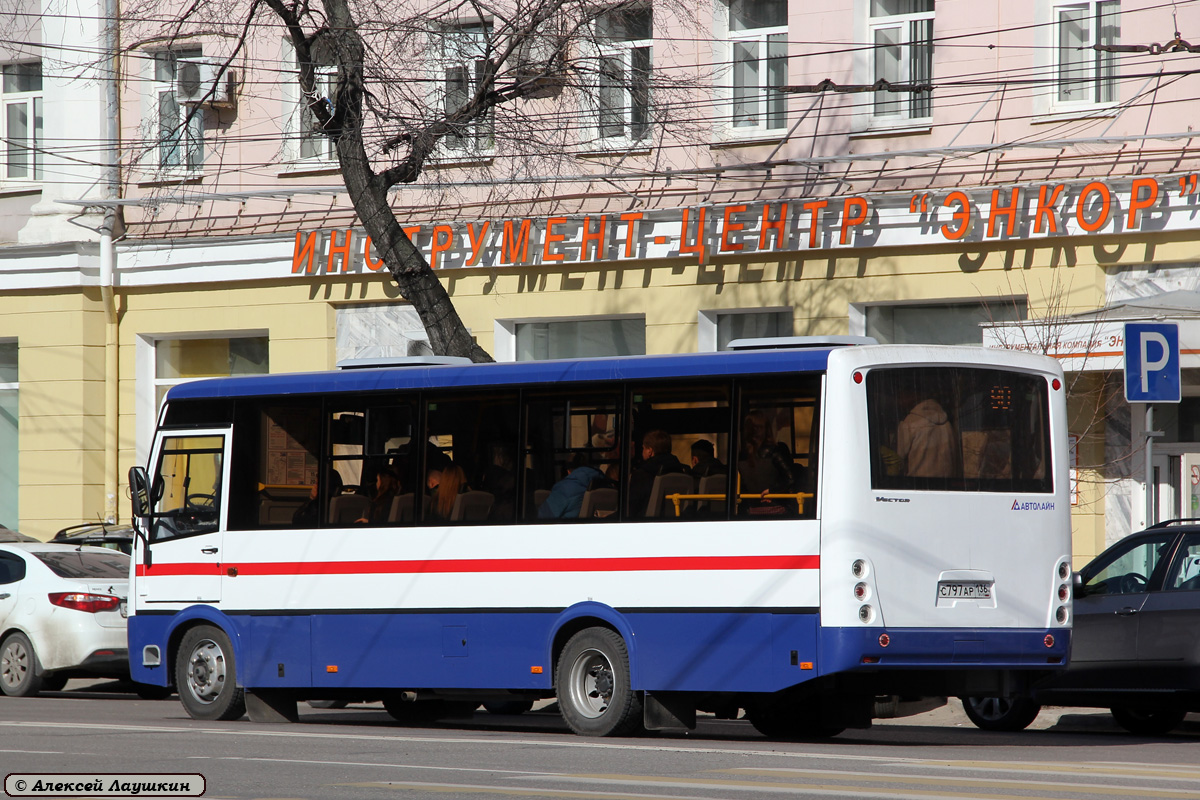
top-left (175, 625), bottom-right (246, 721)
top-left (556, 627), bottom-right (642, 737)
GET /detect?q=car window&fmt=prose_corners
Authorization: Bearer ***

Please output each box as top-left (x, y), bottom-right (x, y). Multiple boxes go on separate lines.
top-left (0, 552), bottom-right (26, 584)
top-left (1165, 533), bottom-right (1200, 591)
top-left (33, 550), bottom-right (130, 579)
top-left (1082, 533), bottom-right (1175, 596)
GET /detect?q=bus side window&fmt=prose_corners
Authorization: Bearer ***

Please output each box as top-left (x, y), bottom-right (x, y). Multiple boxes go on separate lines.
top-left (423, 392), bottom-right (519, 524)
top-left (734, 378), bottom-right (820, 519)
top-left (626, 382), bottom-right (731, 521)
top-left (524, 388), bottom-right (622, 522)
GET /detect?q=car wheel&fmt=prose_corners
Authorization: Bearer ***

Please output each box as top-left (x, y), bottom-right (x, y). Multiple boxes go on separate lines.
top-left (555, 627), bottom-right (643, 737)
top-left (1110, 707), bottom-right (1187, 736)
top-left (961, 696), bottom-right (1041, 731)
top-left (175, 625), bottom-right (246, 721)
top-left (482, 700), bottom-right (535, 715)
top-left (0, 632), bottom-right (45, 697)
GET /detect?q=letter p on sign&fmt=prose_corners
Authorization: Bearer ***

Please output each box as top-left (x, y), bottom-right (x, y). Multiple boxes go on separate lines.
top-left (1124, 322), bottom-right (1181, 403)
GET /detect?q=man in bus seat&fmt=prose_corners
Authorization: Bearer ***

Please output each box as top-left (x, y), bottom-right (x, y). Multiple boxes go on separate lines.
top-left (628, 429), bottom-right (688, 518)
top-left (689, 439), bottom-right (727, 479)
top-left (897, 397), bottom-right (957, 478)
top-left (538, 454), bottom-right (604, 519)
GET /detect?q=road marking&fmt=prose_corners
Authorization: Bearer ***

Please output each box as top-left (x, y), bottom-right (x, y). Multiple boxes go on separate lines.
top-left (0, 749), bottom-right (64, 755)
top-left (726, 765), bottom-right (1200, 787)
top-left (710, 767), bottom-right (1200, 796)
top-left (542, 772), bottom-right (1200, 799)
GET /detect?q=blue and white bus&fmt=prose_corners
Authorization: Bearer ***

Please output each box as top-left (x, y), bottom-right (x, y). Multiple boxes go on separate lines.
top-left (127, 340), bottom-right (1072, 737)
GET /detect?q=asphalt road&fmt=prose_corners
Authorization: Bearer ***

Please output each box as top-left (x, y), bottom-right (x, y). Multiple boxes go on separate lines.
top-left (1, 682), bottom-right (1199, 800)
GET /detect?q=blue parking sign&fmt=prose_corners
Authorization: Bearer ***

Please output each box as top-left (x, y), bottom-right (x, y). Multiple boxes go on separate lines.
top-left (1125, 322), bottom-right (1181, 403)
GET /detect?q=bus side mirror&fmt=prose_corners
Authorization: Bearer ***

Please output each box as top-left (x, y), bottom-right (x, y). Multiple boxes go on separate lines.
top-left (129, 466), bottom-right (150, 519)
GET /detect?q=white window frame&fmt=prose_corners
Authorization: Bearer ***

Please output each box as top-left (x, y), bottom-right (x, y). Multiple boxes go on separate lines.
top-left (433, 22), bottom-right (495, 158)
top-left (1, 62), bottom-right (41, 182)
top-left (849, 297), bottom-right (1028, 346)
top-left (855, 0), bottom-right (933, 130)
top-left (712, 0), bottom-right (789, 140)
top-left (298, 62), bottom-right (337, 163)
top-left (586, 3), bottom-right (653, 148)
top-left (149, 48), bottom-right (206, 174)
top-left (1037, 0), bottom-right (1119, 116)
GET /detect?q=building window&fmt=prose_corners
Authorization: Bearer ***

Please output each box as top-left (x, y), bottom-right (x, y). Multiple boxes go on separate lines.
top-left (1054, 1), bottom-right (1118, 106)
top-left (436, 24), bottom-right (494, 154)
top-left (0, 342), bottom-right (16, 528)
top-left (152, 49), bottom-right (205, 171)
top-left (2, 63), bottom-right (41, 180)
top-left (507, 317), bottom-right (646, 361)
top-left (863, 300), bottom-right (1027, 345)
top-left (699, 308), bottom-right (793, 351)
top-left (594, 4), bottom-right (652, 143)
top-left (867, 0), bottom-right (933, 121)
top-left (719, 0), bottom-right (788, 134)
top-left (153, 337), bottom-right (268, 411)
top-left (297, 55), bottom-right (336, 162)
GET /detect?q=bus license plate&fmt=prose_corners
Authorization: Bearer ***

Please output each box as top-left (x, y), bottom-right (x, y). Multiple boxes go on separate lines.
top-left (937, 581), bottom-right (992, 599)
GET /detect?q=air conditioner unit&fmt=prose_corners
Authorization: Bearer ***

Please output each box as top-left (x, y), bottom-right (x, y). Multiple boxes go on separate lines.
top-left (175, 59), bottom-right (236, 108)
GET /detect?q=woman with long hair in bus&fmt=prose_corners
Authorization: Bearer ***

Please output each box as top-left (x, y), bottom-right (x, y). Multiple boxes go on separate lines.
top-left (428, 463), bottom-right (468, 520)
top-left (357, 466), bottom-right (399, 524)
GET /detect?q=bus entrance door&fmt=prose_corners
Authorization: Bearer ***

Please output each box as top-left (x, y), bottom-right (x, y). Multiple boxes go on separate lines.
top-left (136, 431), bottom-right (229, 606)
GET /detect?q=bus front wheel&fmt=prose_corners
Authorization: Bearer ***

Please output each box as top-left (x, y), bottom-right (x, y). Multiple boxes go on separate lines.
top-left (175, 625), bottom-right (246, 721)
top-left (556, 627), bottom-right (642, 737)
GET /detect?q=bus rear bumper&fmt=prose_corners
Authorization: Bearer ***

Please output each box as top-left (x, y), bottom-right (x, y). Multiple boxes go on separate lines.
top-left (821, 626), bottom-right (1070, 672)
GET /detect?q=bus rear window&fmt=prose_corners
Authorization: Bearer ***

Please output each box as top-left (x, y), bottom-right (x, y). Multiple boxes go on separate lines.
top-left (867, 367), bottom-right (1052, 494)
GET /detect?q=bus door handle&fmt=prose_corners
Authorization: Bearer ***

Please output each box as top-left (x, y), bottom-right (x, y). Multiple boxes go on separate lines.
top-left (0, 593), bottom-right (9, 600)
top-left (201, 547), bottom-right (218, 554)
top-left (1115, 607), bottom-right (1139, 616)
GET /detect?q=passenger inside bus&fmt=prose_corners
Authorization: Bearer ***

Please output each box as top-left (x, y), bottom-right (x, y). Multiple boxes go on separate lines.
top-left (356, 467), bottom-right (399, 524)
top-left (628, 430), bottom-right (688, 518)
top-left (738, 410), bottom-right (804, 515)
top-left (538, 453), bottom-right (605, 519)
top-left (428, 463), bottom-right (468, 520)
top-left (292, 469), bottom-right (343, 527)
top-left (897, 397), bottom-right (957, 478)
top-left (689, 439), bottom-right (726, 479)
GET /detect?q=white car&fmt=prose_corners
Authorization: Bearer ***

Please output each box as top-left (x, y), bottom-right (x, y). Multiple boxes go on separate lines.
top-left (0, 538), bottom-right (129, 696)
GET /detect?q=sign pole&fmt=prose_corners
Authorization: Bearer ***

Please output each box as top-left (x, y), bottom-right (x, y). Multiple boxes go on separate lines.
top-left (1124, 322), bottom-right (1180, 528)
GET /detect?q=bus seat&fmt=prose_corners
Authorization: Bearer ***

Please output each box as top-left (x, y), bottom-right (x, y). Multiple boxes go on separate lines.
top-left (695, 474), bottom-right (728, 515)
top-left (645, 473), bottom-right (695, 518)
top-left (579, 487), bottom-right (618, 518)
top-left (389, 493), bottom-right (414, 523)
top-left (452, 491), bottom-right (494, 522)
top-left (329, 493), bottom-right (370, 525)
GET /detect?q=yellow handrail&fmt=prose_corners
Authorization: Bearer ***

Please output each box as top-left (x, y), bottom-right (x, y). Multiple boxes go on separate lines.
top-left (667, 492), bottom-right (813, 517)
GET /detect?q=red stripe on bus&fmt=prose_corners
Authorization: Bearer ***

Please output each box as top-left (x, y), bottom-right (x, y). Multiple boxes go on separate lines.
top-left (135, 554), bottom-right (818, 577)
